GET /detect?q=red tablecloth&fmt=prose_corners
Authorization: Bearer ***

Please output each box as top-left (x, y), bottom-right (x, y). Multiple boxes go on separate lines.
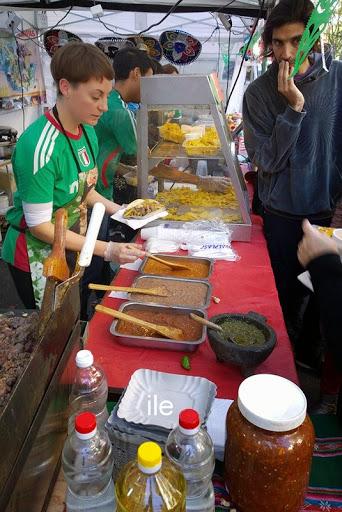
top-left (87, 215), bottom-right (298, 399)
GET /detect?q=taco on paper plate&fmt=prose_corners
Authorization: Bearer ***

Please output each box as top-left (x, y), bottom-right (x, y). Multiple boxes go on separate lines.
top-left (123, 199), bottom-right (165, 219)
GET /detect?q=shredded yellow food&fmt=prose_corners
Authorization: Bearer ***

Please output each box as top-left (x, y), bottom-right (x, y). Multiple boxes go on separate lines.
top-left (316, 226), bottom-right (335, 237)
top-left (158, 123), bottom-right (184, 143)
top-left (183, 128), bottom-right (220, 156)
top-left (156, 187), bottom-right (241, 222)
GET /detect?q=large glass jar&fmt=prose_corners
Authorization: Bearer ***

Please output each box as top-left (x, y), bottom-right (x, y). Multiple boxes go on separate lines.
top-left (224, 374), bottom-right (315, 512)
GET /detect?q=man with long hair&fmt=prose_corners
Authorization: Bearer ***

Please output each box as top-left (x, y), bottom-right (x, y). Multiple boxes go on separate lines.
top-left (243, 0), bottom-right (342, 369)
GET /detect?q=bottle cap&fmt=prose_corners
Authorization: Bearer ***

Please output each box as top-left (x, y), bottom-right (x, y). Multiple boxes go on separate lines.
top-left (237, 374), bottom-right (307, 432)
top-left (75, 350), bottom-right (94, 368)
top-left (179, 409), bottom-right (200, 430)
top-left (138, 442), bottom-right (162, 474)
top-left (75, 412), bottom-right (97, 439)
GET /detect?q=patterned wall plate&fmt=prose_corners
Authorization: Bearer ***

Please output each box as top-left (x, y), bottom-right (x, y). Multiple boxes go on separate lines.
top-left (94, 37), bottom-right (135, 60)
top-left (128, 36), bottom-right (163, 61)
top-left (43, 29), bottom-right (82, 57)
top-left (159, 30), bottom-right (202, 65)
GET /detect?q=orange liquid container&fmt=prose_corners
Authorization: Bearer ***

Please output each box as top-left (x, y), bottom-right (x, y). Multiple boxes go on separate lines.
top-left (115, 441), bottom-right (186, 511)
top-left (225, 374), bottom-right (315, 512)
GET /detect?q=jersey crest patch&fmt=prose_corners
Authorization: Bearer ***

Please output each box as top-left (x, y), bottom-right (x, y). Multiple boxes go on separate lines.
top-left (78, 147), bottom-right (91, 167)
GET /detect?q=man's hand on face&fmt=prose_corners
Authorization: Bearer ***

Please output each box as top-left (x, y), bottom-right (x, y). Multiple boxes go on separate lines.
top-left (278, 60), bottom-right (304, 112)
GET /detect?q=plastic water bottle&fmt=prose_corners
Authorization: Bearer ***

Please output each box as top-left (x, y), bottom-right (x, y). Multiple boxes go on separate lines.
top-left (68, 350), bottom-right (109, 434)
top-left (115, 441), bottom-right (186, 511)
top-left (62, 412), bottom-right (115, 511)
top-left (165, 409), bottom-right (215, 511)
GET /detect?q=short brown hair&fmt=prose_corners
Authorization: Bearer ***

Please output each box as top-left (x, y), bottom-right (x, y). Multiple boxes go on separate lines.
top-left (263, 0), bottom-right (314, 50)
top-left (162, 64), bottom-right (179, 75)
top-left (51, 42), bottom-right (114, 94)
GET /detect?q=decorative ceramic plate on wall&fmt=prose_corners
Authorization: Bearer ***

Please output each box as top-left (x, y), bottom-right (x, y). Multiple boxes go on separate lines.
top-left (159, 30), bottom-right (202, 65)
top-left (128, 36), bottom-right (163, 61)
top-left (43, 29), bottom-right (82, 57)
top-left (94, 37), bottom-right (135, 60)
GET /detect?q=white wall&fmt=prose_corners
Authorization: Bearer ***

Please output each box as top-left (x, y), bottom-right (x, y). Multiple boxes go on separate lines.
top-left (0, 106), bottom-right (40, 135)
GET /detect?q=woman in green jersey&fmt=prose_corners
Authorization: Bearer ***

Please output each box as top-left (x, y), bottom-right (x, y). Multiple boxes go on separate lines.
top-left (2, 42), bottom-right (145, 309)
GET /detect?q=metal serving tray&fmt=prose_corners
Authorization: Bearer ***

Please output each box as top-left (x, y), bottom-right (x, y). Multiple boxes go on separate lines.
top-left (139, 254), bottom-right (213, 280)
top-left (129, 275), bottom-right (212, 309)
top-left (109, 302), bottom-right (207, 352)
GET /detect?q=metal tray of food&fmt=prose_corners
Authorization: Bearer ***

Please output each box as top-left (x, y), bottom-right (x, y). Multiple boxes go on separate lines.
top-left (129, 275), bottom-right (212, 309)
top-left (139, 254), bottom-right (213, 280)
top-left (109, 302), bottom-right (207, 352)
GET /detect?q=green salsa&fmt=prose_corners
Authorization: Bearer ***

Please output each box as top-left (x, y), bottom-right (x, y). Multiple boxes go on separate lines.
top-left (220, 319), bottom-right (265, 346)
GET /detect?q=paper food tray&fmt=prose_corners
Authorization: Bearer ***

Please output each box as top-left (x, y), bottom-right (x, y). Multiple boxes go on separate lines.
top-left (117, 369), bottom-right (216, 429)
top-left (111, 208), bottom-right (168, 230)
top-left (122, 206), bottom-right (166, 220)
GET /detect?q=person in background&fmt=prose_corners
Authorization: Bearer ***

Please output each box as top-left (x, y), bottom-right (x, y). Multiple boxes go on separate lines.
top-left (95, 47), bottom-right (153, 202)
top-left (150, 59), bottom-right (164, 75)
top-left (1, 43), bottom-right (145, 310)
top-left (162, 63), bottom-right (179, 75)
top-left (127, 58), bottom-right (163, 114)
top-left (243, 0), bottom-right (342, 370)
top-left (298, 220), bottom-right (342, 414)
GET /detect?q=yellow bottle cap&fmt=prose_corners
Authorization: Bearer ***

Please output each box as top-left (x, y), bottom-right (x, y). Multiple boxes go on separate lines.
top-left (138, 442), bottom-right (162, 470)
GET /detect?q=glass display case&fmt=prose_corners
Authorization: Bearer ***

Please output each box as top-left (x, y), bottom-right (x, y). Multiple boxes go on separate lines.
top-left (137, 74), bottom-right (251, 241)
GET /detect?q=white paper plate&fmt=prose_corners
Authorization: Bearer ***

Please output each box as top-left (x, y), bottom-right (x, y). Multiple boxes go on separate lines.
top-left (111, 207), bottom-right (168, 230)
top-left (117, 369), bottom-right (217, 429)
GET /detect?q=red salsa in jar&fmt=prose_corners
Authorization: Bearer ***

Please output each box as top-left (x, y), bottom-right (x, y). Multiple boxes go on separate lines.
top-left (224, 374), bottom-right (315, 512)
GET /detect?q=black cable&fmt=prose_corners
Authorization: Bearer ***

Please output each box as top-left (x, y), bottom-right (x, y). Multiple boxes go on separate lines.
top-left (213, 0), bottom-right (238, 14)
top-left (14, 6), bottom-right (73, 42)
top-left (12, 28), bottom-right (25, 132)
top-left (93, 0), bottom-right (184, 38)
top-left (217, 23), bottom-right (221, 74)
top-left (96, 17), bottom-right (133, 37)
top-left (97, 0), bottom-right (185, 37)
top-left (202, 25), bottom-right (219, 45)
top-left (225, 27), bottom-right (232, 108)
top-left (225, 0), bottom-right (265, 111)
top-left (137, 0), bottom-right (184, 35)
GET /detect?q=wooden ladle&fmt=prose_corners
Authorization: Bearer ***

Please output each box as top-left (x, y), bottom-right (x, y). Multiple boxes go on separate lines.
top-left (89, 283), bottom-right (168, 297)
top-left (43, 208), bottom-right (70, 282)
top-left (146, 253), bottom-right (190, 271)
top-left (190, 313), bottom-right (223, 332)
top-left (96, 305), bottom-right (184, 340)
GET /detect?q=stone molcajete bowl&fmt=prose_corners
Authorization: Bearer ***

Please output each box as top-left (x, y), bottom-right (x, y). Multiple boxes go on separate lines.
top-left (207, 311), bottom-right (277, 375)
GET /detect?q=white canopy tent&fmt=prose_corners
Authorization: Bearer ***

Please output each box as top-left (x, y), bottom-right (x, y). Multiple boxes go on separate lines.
top-left (0, 1), bottom-right (270, 132)
top-left (0, 0), bottom-right (275, 16)
top-left (14, 8), bottom-right (263, 107)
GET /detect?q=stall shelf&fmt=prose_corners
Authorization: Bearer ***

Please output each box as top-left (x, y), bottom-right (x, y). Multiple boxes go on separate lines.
top-left (137, 74), bottom-right (252, 241)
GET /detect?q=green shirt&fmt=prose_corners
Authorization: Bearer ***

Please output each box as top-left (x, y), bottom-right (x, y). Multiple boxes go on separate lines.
top-left (95, 89), bottom-right (137, 200)
top-left (2, 111), bottom-right (98, 272)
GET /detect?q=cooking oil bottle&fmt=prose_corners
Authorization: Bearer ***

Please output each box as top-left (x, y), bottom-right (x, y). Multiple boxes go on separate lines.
top-left (115, 441), bottom-right (186, 511)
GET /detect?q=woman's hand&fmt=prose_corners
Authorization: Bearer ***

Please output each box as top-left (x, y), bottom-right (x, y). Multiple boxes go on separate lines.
top-left (103, 242), bottom-right (146, 264)
top-left (297, 220), bottom-right (338, 268)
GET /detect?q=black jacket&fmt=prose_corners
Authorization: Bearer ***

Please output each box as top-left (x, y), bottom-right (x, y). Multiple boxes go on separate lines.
top-left (308, 253), bottom-right (342, 373)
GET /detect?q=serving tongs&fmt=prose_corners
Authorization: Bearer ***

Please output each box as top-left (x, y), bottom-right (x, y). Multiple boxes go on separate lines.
top-left (95, 304), bottom-right (184, 340)
top-left (89, 283), bottom-right (168, 297)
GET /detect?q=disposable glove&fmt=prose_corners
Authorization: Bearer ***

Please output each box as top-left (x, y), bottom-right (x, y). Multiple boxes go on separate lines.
top-left (197, 176), bottom-right (231, 193)
top-left (103, 241), bottom-right (146, 264)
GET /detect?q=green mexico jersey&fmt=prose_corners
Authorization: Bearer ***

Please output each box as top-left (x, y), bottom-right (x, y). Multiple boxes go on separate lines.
top-left (95, 89), bottom-right (137, 200)
top-left (2, 112), bottom-right (98, 272)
